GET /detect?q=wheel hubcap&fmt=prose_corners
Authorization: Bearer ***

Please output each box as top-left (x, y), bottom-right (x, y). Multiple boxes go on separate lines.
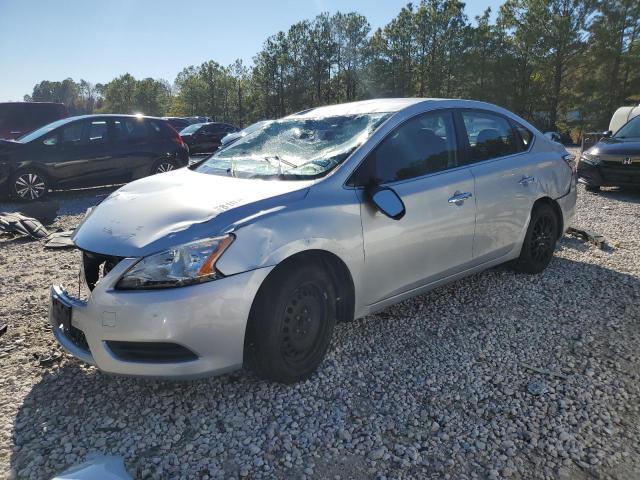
top-left (156, 162), bottom-right (175, 173)
top-left (280, 283), bottom-right (326, 365)
top-left (530, 214), bottom-right (555, 263)
top-left (15, 173), bottom-right (46, 200)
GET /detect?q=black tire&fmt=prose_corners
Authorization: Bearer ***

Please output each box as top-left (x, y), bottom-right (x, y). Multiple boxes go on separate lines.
top-left (585, 184), bottom-right (600, 193)
top-left (9, 170), bottom-right (49, 201)
top-left (244, 260), bottom-right (337, 383)
top-left (151, 159), bottom-right (178, 175)
top-left (513, 203), bottom-right (559, 274)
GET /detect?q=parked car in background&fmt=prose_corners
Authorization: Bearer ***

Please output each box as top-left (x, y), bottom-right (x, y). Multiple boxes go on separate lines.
top-left (219, 119), bottom-right (272, 149)
top-left (50, 99), bottom-right (576, 383)
top-left (543, 131), bottom-right (573, 145)
top-left (163, 117), bottom-right (192, 133)
top-left (578, 114), bottom-right (640, 191)
top-left (180, 122), bottom-right (239, 153)
top-left (186, 116), bottom-right (212, 124)
top-left (0, 114), bottom-right (188, 200)
top-left (0, 102), bottom-right (68, 140)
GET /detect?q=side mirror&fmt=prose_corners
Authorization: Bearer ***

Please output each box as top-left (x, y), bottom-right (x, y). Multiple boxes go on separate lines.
top-left (602, 130), bottom-right (612, 138)
top-left (368, 186), bottom-right (405, 220)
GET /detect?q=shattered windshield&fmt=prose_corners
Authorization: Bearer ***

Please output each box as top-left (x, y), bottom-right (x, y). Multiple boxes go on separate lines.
top-left (195, 113), bottom-right (390, 179)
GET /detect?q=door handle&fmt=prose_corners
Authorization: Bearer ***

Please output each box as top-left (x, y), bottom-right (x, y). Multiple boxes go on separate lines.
top-left (519, 175), bottom-right (535, 185)
top-left (448, 191), bottom-right (473, 205)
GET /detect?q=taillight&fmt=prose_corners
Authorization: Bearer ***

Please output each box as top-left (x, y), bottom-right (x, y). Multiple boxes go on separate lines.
top-left (166, 124), bottom-right (186, 147)
top-left (562, 153), bottom-right (577, 175)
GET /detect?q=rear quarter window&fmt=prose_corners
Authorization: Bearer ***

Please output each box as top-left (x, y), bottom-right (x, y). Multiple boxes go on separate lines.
top-left (114, 118), bottom-right (148, 142)
top-left (511, 121), bottom-right (534, 151)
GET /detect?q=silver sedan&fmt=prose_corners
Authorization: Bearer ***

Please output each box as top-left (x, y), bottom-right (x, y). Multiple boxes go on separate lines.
top-left (50, 98), bottom-right (577, 383)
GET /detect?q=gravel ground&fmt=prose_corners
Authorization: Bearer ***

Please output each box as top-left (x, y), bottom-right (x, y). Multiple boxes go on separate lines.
top-left (0, 177), bottom-right (639, 479)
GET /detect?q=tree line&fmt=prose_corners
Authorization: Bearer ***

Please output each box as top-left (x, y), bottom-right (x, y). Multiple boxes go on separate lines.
top-left (24, 0), bottom-right (640, 138)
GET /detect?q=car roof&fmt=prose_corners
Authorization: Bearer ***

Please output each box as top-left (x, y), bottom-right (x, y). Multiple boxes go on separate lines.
top-left (287, 99), bottom-right (429, 118)
top-left (44, 114), bottom-right (166, 127)
top-left (286, 98), bottom-right (524, 119)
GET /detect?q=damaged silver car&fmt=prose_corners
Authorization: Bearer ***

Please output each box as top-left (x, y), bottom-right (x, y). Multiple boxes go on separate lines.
top-left (50, 99), bottom-right (576, 383)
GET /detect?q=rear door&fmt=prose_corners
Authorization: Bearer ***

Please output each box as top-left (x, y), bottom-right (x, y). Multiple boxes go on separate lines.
top-left (112, 117), bottom-right (156, 181)
top-left (355, 109), bottom-right (477, 305)
top-left (459, 109), bottom-right (538, 262)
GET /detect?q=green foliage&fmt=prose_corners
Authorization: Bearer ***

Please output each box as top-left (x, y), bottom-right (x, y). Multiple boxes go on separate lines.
top-left (24, 1), bottom-right (640, 132)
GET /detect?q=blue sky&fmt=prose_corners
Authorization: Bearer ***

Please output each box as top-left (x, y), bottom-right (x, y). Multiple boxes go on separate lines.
top-left (0, 0), bottom-right (501, 102)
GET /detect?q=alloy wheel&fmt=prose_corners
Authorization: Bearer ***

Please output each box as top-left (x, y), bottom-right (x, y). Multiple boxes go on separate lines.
top-left (155, 162), bottom-right (175, 174)
top-left (14, 173), bottom-right (46, 200)
top-left (530, 214), bottom-right (555, 263)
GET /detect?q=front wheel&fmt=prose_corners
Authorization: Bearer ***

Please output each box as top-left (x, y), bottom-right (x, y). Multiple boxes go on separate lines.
top-left (10, 170), bottom-right (49, 201)
top-left (244, 260), bottom-right (336, 383)
top-left (512, 203), bottom-right (559, 274)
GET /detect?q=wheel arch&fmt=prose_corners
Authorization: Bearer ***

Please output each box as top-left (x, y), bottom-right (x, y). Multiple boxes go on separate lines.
top-left (249, 249), bottom-right (356, 325)
top-left (532, 196), bottom-right (564, 240)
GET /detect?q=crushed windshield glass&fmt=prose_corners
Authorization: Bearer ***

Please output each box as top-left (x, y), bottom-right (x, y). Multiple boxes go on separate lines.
top-left (195, 113), bottom-right (390, 179)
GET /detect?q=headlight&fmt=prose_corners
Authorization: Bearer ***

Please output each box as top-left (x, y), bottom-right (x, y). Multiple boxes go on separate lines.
top-left (580, 152), bottom-right (601, 166)
top-left (116, 235), bottom-right (234, 290)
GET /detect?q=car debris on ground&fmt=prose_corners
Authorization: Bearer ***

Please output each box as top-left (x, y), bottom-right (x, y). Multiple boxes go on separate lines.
top-left (51, 454), bottom-right (133, 480)
top-left (567, 226), bottom-right (606, 249)
top-left (0, 212), bottom-right (49, 239)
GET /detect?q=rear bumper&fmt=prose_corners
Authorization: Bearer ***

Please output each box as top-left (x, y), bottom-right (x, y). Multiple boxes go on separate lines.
top-left (556, 178), bottom-right (577, 233)
top-left (578, 160), bottom-right (640, 187)
top-left (49, 259), bottom-right (273, 379)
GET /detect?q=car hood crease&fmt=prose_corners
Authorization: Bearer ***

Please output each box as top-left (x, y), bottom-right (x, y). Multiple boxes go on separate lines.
top-left (72, 168), bottom-right (313, 257)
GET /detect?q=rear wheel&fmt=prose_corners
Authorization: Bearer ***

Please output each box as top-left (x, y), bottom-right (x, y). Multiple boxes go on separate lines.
top-left (585, 184), bottom-right (600, 193)
top-left (10, 170), bottom-right (49, 201)
top-left (512, 203), bottom-right (559, 274)
top-left (152, 159), bottom-right (177, 174)
top-left (244, 260), bottom-right (336, 383)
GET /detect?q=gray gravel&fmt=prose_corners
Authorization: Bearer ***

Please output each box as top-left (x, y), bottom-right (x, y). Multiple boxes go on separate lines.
top-left (1, 178), bottom-right (639, 480)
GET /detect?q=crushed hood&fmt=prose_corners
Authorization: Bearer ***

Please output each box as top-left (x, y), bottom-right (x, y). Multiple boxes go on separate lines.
top-left (73, 168), bottom-right (312, 257)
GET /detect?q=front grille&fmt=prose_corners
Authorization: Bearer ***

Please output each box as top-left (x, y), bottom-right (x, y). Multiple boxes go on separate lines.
top-left (106, 341), bottom-right (198, 363)
top-left (82, 251), bottom-right (124, 291)
top-left (68, 325), bottom-right (90, 352)
top-left (600, 165), bottom-right (640, 184)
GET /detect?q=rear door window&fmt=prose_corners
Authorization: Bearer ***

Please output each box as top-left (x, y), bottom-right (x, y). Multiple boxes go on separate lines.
top-left (461, 111), bottom-right (519, 162)
top-left (88, 120), bottom-right (109, 144)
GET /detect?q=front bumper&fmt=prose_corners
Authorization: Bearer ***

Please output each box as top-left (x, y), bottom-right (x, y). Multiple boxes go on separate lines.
top-left (49, 258), bottom-right (273, 379)
top-left (578, 160), bottom-right (640, 187)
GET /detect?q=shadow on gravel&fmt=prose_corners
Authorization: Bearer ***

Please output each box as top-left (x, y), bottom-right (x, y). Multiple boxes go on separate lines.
top-left (0, 185), bottom-right (119, 218)
top-left (8, 257), bottom-right (640, 479)
top-left (589, 187), bottom-right (640, 204)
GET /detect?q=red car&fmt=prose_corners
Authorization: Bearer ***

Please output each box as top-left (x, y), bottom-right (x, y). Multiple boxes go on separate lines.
top-left (0, 102), bottom-right (68, 140)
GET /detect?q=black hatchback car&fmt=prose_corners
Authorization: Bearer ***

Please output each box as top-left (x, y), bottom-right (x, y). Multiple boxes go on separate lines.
top-left (179, 122), bottom-right (239, 154)
top-left (0, 115), bottom-right (189, 200)
top-left (578, 115), bottom-right (640, 191)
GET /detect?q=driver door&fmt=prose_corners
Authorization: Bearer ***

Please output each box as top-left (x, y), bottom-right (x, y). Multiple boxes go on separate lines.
top-left (354, 110), bottom-right (477, 305)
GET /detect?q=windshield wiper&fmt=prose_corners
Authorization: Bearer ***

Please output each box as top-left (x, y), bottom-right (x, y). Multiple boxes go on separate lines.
top-left (263, 155), bottom-right (296, 174)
